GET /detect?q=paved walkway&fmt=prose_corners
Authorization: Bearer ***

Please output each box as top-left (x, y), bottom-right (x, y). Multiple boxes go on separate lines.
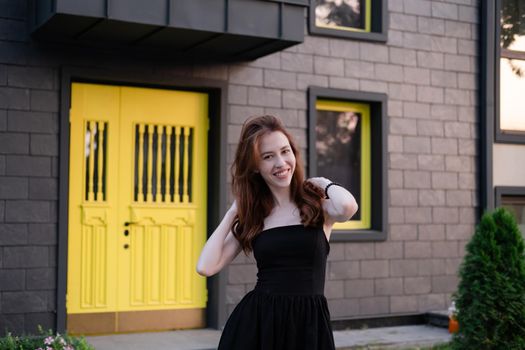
top-left (86, 325), bottom-right (452, 350)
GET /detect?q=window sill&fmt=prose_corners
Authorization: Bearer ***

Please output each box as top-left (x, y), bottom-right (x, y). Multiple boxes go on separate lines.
top-left (308, 26), bottom-right (387, 42)
top-left (330, 229), bottom-right (387, 242)
top-left (495, 129), bottom-right (525, 144)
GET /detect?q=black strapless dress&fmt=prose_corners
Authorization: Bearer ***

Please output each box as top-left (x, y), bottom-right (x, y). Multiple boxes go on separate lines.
top-left (217, 224), bottom-right (336, 350)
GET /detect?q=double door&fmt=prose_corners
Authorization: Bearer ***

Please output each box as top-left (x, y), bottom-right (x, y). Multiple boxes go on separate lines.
top-left (67, 83), bottom-right (208, 333)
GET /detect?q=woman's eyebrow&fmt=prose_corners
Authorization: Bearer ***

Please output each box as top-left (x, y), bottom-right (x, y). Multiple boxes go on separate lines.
top-left (261, 146), bottom-right (290, 156)
top-left (260, 150), bottom-right (274, 156)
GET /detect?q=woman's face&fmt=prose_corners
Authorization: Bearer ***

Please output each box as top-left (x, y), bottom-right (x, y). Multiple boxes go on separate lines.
top-left (256, 131), bottom-right (296, 192)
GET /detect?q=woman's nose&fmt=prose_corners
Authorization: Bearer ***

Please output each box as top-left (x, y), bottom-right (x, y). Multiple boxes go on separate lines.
top-left (274, 155), bottom-right (286, 167)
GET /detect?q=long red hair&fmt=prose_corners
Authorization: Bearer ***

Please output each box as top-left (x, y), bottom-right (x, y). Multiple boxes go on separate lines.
top-left (231, 115), bottom-right (324, 254)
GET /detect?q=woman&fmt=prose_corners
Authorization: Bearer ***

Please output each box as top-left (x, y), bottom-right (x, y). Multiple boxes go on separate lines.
top-left (196, 115), bottom-right (358, 349)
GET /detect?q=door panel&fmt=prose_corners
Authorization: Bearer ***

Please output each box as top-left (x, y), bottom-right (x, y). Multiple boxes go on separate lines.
top-left (68, 84), bottom-right (120, 314)
top-left (117, 87), bottom-right (208, 312)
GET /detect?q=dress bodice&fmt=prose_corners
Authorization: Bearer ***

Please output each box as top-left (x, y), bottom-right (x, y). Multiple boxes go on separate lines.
top-left (252, 224), bottom-right (330, 295)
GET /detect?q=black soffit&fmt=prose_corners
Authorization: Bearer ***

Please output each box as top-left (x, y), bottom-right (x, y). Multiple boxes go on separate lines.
top-left (30, 0), bottom-right (308, 61)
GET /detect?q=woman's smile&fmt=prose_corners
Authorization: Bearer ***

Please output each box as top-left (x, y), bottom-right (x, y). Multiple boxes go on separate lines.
top-left (273, 168), bottom-right (291, 179)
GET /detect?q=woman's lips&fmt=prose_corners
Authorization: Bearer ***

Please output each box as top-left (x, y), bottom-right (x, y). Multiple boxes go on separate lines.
top-left (273, 168), bottom-right (290, 178)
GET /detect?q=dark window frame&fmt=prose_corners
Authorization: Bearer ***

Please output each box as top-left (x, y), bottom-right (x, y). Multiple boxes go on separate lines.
top-left (495, 0), bottom-right (525, 144)
top-left (495, 186), bottom-right (525, 237)
top-left (308, 0), bottom-right (388, 42)
top-left (308, 87), bottom-right (387, 242)
top-left (495, 186), bottom-right (525, 207)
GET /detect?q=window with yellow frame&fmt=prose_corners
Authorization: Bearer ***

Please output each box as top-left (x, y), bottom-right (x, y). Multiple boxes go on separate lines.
top-left (315, 99), bottom-right (371, 230)
top-left (308, 0), bottom-right (387, 42)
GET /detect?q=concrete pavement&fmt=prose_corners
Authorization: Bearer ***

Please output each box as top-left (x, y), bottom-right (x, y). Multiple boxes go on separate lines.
top-left (86, 325), bottom-right (452, 350)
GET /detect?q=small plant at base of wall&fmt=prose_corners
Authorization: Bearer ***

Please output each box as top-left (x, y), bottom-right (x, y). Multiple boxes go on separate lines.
top-left (0, 325), bottom-right (94, 350)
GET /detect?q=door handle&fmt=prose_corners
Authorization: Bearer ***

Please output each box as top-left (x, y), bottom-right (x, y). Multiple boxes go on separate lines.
top-left (124, 221), bottom-right (139, 226)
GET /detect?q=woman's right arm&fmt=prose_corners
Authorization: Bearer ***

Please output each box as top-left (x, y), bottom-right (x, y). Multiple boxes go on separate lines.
top-left (196, 203), bottom-right (242, 277)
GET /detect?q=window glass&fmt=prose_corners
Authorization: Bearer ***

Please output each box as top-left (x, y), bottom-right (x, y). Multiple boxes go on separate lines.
top-left (316, 110), bottom-right (362, 220)
top-left (500, 58), bottom-right (525, 132)
top-left (501, 195), bottom-right (525, 236)
top-left (500, 0), bottom-right (525, 134)
top-left (314, 0), bottom-right (370, 32)
top-left (506, 35), bottom-right (525, 51)
top-left (500, 0), bottom-right (525, 51)
top-left (316, 100), bottom-right (371, 230)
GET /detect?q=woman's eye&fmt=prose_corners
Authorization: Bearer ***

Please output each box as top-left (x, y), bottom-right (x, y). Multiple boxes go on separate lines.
top-left (264, 155), bottom-right (272, 160)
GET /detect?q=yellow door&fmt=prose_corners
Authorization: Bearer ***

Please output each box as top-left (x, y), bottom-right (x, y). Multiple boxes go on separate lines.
top-left (67, 83), bottom-right (208, 334)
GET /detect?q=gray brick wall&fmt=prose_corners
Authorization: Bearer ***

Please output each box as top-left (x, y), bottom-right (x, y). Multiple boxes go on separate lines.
top-left (0, 0), bottom-right (57, 334)
top-left (0, 0), bottom-right (479, 334)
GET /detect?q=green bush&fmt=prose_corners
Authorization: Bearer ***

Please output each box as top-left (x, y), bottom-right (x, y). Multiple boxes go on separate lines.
top-left (0, 326), bottom-right (94, 350)
top-left (451, 208), bottom-right (525, 349)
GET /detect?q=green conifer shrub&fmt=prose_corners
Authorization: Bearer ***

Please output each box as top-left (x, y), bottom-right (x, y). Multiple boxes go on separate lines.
top-left (451, 208), bottom-right (525, 349)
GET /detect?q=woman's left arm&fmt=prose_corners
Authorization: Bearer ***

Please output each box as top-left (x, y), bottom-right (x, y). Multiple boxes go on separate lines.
top-left (308, 177), bottom-right (359, 225)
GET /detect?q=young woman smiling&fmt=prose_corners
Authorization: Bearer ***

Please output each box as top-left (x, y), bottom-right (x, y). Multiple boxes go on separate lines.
top-left (197, 115), bottom-right (358, 350)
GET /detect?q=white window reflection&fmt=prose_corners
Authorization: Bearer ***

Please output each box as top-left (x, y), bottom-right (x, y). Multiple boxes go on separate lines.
top-left (500, 58), bottom-right (525, 132)
top-left (507, 35), bottom-right (525, 52)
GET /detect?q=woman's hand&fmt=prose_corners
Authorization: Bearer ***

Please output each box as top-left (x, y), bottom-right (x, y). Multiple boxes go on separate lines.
top-left (306, 177), bottom-right (332, 192)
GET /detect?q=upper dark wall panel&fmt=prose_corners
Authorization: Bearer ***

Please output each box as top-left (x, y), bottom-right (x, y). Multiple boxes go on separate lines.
top-left (109, 0), bottom-right (169, 25)
top-left (30, 0), bottom-right (307, 61)
top-left (56, 0), bottom-right (106, 17)
top-left (170, 1), bottom-right (225, 32)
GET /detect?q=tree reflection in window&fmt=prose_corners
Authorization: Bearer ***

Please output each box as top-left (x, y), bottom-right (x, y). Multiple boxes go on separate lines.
top-left (315, 0), bottom-right (364, 30)
top-left (501, 0), bottom-right (525, 76)
top-left (316, 110), bottom-right (361, 221)
top-left (501, 0), bottom-right (524, 49)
